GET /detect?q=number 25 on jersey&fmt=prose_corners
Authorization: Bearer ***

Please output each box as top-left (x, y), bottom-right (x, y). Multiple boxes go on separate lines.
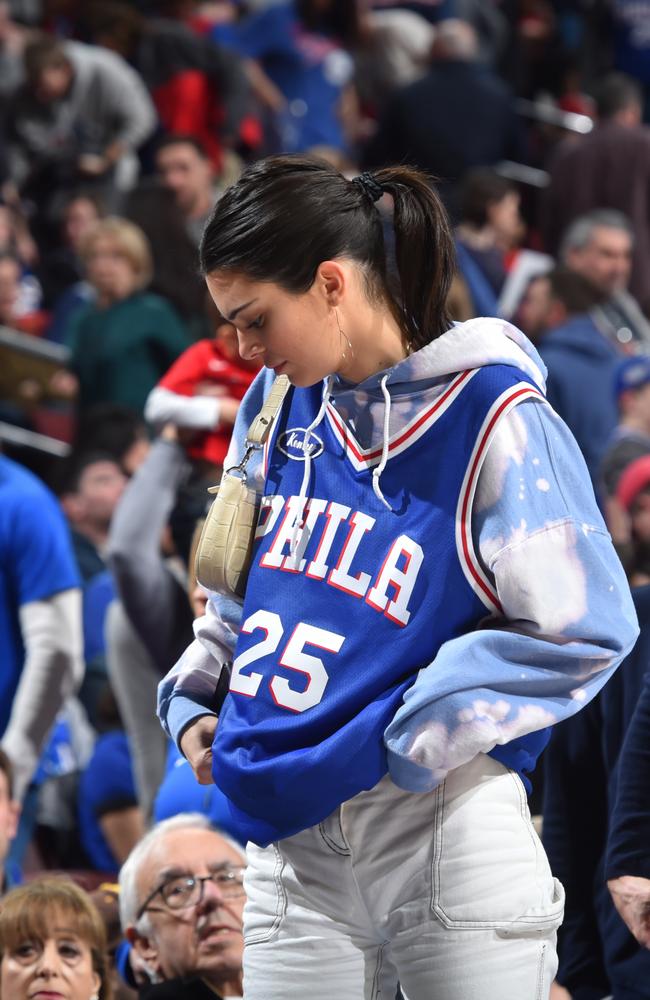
top-left (230, 609), bottom-right (344, 713)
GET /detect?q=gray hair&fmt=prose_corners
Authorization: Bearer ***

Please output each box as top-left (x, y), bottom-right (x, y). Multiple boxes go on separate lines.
top-left (118, 812), bottom-right (247, 934)
top-left (560, 209), bottom-right (634, 260)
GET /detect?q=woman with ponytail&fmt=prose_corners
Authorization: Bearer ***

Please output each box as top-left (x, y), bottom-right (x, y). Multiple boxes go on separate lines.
top-left (157, 155), bottom-right (637, 999)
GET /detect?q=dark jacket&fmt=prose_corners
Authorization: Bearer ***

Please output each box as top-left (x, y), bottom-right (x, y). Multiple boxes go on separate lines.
top-left (538, 314), bottom-right (621, 492)
top-left (543, 585), bottom-right (650, 1000)
top-left (140, 977), bottom-right (223, 998)
top-left (363, 60), bottom-right (520, 218)
top-left (543, 121), bottom-right (650, 314)
top-left (606, 659), bottom-right (650, 885)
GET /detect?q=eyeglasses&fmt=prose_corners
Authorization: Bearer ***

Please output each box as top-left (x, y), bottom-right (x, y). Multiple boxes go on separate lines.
top-left (137, 866), bottom-right (246, 919)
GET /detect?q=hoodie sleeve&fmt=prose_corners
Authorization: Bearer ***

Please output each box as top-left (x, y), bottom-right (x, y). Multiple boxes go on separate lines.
top-left (384, 397), bottom-right (639, 792)
top-left (157, 367), bottom-right (275, 744)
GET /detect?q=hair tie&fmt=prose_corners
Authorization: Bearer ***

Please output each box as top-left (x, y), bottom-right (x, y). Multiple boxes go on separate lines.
top-left (352, 172), bottom-right (384, 204)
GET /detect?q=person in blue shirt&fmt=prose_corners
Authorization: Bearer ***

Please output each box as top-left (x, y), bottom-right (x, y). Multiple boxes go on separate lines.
top-left (153, 742), bottom-right (246, 848)
top-left (158, 155), bottom-right (638, 1000)
top-left (78, 728), bottom-right (143, 876)
top-left (0, 453), bottom-right (83, 803)
top-left (212, 0), bottom-right (360, 155)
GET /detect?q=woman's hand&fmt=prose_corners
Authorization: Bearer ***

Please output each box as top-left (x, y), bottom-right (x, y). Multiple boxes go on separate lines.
top-left (179, 714), bottom-right (218, 784)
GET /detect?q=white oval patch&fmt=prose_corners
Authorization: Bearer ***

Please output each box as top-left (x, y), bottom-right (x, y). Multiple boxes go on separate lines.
top-left (278, 428), bottom-right (324, 461)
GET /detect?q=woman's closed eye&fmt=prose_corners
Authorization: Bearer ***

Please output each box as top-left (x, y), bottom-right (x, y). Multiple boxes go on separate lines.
top-left (247, 315), bottom-right (264, 330)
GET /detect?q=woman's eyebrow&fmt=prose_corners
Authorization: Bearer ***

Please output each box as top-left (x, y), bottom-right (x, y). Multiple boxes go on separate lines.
top-left (227, 298), bottom-right (258, 321)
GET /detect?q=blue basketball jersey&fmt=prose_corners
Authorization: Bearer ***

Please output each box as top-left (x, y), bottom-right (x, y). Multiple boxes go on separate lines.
top-left (212, 364), bottom-right (547, 846)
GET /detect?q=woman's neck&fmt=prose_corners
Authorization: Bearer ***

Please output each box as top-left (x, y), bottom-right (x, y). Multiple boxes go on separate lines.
top-left (337, 304), bottom-right (410, 383)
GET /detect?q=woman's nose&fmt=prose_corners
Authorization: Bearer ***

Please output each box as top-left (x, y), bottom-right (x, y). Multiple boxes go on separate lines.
top-left (35, 941), bottom-right (62, 977)
top-left (237, 328), bottom-right (262, 362)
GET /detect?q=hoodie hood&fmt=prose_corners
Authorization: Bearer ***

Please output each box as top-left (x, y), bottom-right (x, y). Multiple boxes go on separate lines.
top-left (287, 317), bottom-right (548, 516)
top-left (327, 317), bottom-right (547, 454)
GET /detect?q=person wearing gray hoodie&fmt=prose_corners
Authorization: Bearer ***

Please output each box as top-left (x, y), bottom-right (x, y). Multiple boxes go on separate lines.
top-left (157, 156), bottom-right (638, 1000)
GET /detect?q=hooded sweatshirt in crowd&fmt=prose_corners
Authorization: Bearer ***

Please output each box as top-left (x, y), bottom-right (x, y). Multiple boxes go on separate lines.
top-left (538, 313), bottom-right (621, 493)
top-left (158, 317), bottom-right (638, 846)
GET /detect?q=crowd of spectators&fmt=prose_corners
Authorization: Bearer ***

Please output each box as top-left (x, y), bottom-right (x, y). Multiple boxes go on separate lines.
top-left (1, 1), bottom-right (650, 998)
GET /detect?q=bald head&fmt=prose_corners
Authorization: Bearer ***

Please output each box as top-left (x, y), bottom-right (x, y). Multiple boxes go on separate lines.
top-left (431, 19), bottom-right (478, 62)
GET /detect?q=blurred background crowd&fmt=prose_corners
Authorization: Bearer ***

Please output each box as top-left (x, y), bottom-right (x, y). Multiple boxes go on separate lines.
top-left (1, 1), bottom-right (650, 998)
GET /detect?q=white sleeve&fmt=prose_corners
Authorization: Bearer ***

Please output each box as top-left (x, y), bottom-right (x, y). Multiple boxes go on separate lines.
top-left (2, 589), bottom-right (84, 800)
top-left (144, 386), bottom-right (222, 430)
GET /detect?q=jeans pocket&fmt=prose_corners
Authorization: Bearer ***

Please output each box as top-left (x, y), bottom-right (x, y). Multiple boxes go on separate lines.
top-left (431, 757), bottom-right (563, 930)
top-left (243, 843), bottom-right (288, 945)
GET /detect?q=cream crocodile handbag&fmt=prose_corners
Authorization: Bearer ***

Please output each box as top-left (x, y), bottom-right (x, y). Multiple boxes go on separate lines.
top-left (194, 375), bottom-right (290, 599)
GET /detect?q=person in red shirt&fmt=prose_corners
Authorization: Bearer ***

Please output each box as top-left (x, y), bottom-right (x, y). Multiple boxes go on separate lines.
top-left (145, 305), bottom-right (261, 474)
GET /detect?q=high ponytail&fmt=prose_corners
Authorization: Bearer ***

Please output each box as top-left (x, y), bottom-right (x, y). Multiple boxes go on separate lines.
top-left (199, 154), bottom-right (455, 349)
top-left (375, 166), bottom-right (455, 350)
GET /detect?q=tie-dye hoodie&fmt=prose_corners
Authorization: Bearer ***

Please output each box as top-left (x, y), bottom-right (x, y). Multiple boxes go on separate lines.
top-left (158, 317), bottom-right (639, 795)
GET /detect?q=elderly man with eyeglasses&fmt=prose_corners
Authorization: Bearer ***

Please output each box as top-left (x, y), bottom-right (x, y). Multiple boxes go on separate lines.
top-left (119, 813), bottom-right (246, 999)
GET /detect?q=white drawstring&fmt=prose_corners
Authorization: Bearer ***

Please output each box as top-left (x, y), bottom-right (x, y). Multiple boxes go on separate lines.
top-left (290, 373), bottom-right (393, 558)
top-left (372, 374), bottom-right (394, 511)
top-left (290, 376), bottom-right (335, 556)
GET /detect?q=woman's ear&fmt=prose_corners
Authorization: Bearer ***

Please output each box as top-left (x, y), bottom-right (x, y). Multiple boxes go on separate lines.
top-left (315, 259), bottom-right (347, 307)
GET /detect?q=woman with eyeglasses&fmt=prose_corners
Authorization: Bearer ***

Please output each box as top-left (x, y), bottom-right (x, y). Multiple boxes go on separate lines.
top-left (157, 154), bottom-right (638, 999)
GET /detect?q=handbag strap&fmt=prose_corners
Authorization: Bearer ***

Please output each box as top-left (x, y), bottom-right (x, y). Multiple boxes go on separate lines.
top-left (211, 374), bottom-right (291, 492)
top-left (246, 373), bottom-right (291, 446)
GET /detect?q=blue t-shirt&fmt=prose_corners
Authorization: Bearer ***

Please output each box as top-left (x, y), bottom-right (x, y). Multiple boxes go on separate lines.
top-left (78, 731), bottom-right (138, 874)
top-left (0, 456), bottom-right (79, 736)
top-left (154, 743), bottom-right (246, 847)
top-left (213, 1), bottom-right (353, 152)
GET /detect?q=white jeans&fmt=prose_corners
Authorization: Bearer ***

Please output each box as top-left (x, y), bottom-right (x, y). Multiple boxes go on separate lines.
top-left (242, 754), bottom-right (564, 1000)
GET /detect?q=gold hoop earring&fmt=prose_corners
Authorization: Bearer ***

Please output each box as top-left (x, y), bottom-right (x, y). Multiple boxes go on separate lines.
top-left (335, 309), bottom-right (354, 365)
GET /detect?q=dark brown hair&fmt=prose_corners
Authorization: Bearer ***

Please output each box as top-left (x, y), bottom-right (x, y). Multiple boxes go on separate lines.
top-left (547, 267), bottom-right (607, 314)
top-left (460, 168), bottom-right (517, 229)
top-left (23, 36), bottom-right (71, 88)
top-left (199, 155), bottom-right (456, 350)
top-left (593, 72), bottom-right (642, 120)
top-left (296, 0), bottom-right (363, 46)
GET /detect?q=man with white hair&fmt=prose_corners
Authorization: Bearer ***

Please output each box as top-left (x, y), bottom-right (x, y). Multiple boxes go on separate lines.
top-left (119, 813), bottom-right (245, 999)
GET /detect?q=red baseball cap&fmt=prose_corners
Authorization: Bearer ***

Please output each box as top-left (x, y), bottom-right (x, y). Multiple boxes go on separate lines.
top-left (616, 454), bottom-right (650, 511)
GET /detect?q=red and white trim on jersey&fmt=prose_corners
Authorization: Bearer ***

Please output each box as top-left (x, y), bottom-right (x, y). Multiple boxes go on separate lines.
top-left (455, 381), bottom-right (546, 614)
top-left (325, 369), bottom-right (479, 472)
